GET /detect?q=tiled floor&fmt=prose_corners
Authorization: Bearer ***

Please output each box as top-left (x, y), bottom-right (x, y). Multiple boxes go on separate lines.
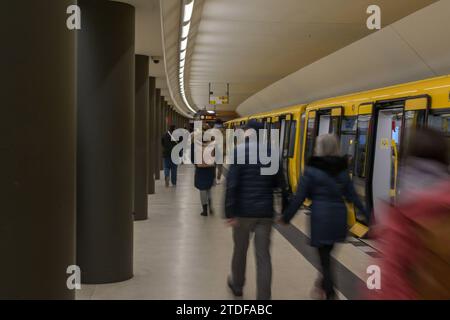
top-left (77, 165), bottom-right (372, 300)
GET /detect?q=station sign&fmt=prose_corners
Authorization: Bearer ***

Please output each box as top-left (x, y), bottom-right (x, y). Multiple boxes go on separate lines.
top-left (209, 96), bottom-right (229, 105)
top-left (209, 83), bottom-right (230, 105)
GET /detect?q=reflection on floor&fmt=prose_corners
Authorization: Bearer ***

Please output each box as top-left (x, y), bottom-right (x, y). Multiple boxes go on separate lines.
top-left (77, 165), bottom-right (376, 300)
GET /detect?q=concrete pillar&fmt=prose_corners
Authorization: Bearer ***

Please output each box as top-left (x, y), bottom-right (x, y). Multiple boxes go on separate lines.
top-left (134, 55), bottom-right (149, 221)
top-left (154, 90), bottom-right (161, 180)
top-left (0, 0), bottom-right (76, 300)
top-left (77, 0), bottom-right (134, 283)
top-left (148, 77), bottom-right (156, 194)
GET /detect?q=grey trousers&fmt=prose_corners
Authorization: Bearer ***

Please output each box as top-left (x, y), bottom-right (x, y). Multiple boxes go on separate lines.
top-left (231, 218), bottom-right (273, 300)
top-left (200, 189), bottom-right (211, 205)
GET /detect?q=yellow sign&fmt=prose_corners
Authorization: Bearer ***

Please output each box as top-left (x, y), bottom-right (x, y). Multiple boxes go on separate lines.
top-left (209, 96), bottom-right (229, 105)
top-left (380, 138), bottom-right (389, 149)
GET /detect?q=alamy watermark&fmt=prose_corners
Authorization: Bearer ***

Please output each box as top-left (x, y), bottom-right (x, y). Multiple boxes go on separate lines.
top-left (366, 265), bottom-right (381, 290)
top-left (170, 121), bottom-right (280, 175)
top-left (66, 265), bottom-right (81, 290)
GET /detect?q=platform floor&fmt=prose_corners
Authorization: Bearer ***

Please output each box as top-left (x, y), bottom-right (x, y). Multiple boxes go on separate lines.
top-left (77, 165), bottom-right (378, 300)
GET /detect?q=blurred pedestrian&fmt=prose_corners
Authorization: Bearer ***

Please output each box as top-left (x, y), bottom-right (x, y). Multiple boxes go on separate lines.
top-left (280, 134), bottom-right (367, 300)
top-left (373, 128), bottom-right (450, 299)
top-left (225, 119), bottom-right (286, 300)
top-left (193, 122), bottom-right (216, 216)
top-left (214, 119), bottom-right (226, 184)
top-left (162, 125), bottom-right (179, 187)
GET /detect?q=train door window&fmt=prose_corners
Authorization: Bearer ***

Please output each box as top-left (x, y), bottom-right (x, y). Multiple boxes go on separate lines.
top-left (316, 108), bottom-right (342, 136)
top-left (279, 118), bottom-right (288, 158)
top-left (428, 109), bottom-right (450, 161)
top-left (340, 117), bottom-right (357, 173)
top-left (354, 114), bottom-right (371, 204)
top-left (318, 114), bottom-right (331, 135)
top-left (261, 118), bottom-right (269, 147)
top-left (278, 116), bottom-right (290, 191)
top-left (304, 111), bottom-right (317, 162)
top-left (287, 120), bottom-right (297, 158)
top-left (299, 113), bottom-right (306, 172)
top-left (403, 110), bottom-right (426, 161)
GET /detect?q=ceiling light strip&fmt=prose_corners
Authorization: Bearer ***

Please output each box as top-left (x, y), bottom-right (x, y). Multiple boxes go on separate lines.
top-left (179, 0), bottom-right (196, 113)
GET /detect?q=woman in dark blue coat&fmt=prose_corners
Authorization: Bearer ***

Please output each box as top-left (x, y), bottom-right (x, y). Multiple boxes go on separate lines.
top-left (281, 134), bottom-right (366, 300)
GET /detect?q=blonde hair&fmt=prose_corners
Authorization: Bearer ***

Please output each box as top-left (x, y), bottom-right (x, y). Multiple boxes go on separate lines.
top-left (314, 134), bottom-right (341, 157)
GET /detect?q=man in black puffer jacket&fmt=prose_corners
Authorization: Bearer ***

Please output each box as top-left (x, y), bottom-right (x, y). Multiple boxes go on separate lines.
top-left (225, 119), bottom-right (286, 300)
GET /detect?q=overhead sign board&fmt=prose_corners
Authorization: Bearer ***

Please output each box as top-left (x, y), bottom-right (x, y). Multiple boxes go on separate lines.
top-left (209, 83), bottom-right (229, 105)
top-left (209, 96), bottom-right (229, 105)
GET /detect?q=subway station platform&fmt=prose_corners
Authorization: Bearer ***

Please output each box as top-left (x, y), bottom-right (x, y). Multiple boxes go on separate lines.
top-left (77, 165), bottom-right (378, 300)
top-left (4, 0), bottom-right (449, 303)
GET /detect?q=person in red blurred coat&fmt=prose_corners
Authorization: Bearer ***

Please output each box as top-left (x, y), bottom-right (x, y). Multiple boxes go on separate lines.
top-left (374, 128), bottom-right (450, 300)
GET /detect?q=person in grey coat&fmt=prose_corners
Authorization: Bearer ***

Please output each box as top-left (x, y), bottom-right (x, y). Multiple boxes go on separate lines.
top-left (281, 134), bottom-right (367, 300)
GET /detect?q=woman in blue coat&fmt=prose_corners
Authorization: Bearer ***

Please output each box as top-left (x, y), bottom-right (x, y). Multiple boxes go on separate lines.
top-left (281, 134), bottom-right (367, 300)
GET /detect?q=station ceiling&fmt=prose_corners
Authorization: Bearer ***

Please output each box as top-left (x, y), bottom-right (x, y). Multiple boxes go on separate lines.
top-left (118, 0), bottom-right (437, 117)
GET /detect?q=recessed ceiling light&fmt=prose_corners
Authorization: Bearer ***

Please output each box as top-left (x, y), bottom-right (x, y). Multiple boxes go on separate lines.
top-left (180, 38), bottom-right (187, 51)
top-left (181, 22), bottom-right (191, 39)
top-left (183, 1), bottom-right (194, 23)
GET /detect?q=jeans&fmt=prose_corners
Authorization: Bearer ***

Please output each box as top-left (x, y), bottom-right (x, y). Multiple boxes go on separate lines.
top-left (231, 218), bottom-right (273, 300)
top-left (163, 157), bottom-right (177, 185)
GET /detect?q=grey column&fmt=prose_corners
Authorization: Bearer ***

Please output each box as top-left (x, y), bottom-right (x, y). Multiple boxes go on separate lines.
top-left (160, 100), bottom-right (167, 169)
top-left (77, 0), bottom-right (134, 283)
top-left (0, 0), bottom-right (76, 300)
top-left (134, 55), bottom-right (149, 221)
top-left (148, 77), bottom-right (156, 194)
top-left (154, 90), bottom-right (161, 180)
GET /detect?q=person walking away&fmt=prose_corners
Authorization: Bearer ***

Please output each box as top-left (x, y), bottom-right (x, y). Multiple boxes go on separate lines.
top-left (280, 134), bottom-right (367, 300)
top-left (162, 125), bottom-right (179, 187)
top-left (225, 119), bottom-right (286, 300)
top-left (193, 122), bottom-right (216, 216)
top-left (214, 119), bottom-right (226, 184)
top-left (370, 128), bottom-right (450, 299)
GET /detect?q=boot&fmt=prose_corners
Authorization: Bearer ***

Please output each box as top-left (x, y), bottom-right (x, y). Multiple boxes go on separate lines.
top-left (165, 176), bottom-right (169, 187)
top-left (200, 204), bottom-right (208, 216)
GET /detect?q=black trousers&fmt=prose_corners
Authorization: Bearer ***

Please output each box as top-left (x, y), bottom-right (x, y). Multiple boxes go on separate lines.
top-left (317, 244), bottom-right (335, 299)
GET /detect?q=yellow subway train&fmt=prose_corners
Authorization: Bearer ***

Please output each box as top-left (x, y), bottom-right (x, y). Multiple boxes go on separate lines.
top-left (225, 75), bottom-right (450, 237)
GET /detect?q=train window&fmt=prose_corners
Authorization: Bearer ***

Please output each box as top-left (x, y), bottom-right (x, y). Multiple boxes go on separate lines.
top-left (353, 114), bottom-right (372, 205)
top-left (354, 115), bottom-right (371, 178)
top-left (280, 119), bottom-right (289, 158)
top-left (305, 115), bottom-right (316, 161)
top-left (340, 117), bottom-right (357, 173)
top-left (331, 116), bottom-right (340, 134)
top-left (263, 117), bottom-right (271, 148)
top-left (288, 120), bottom-right (297, 158)
top-left (428, 110), bottom-right (450, 160)
top-left (402, 110), bottom-right (426, 160)
top-left (299, 114), bottom-right (306, 170)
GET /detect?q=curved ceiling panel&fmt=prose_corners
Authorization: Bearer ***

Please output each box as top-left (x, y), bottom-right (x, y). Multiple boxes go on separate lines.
top-left (188, 0), bottom-right (436, 113)
top-left (236, 0), bottom-right (450, 116)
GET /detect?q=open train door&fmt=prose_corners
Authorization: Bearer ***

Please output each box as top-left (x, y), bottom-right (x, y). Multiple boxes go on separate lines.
top-left (369, 96), bottom-right (429, 222)
top-left (348, 104), bottom-right (374, 238)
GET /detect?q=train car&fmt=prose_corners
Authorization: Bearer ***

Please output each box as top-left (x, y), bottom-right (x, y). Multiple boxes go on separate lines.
top-left (228, 74), bottom-right (450, 238)
top-left (224, 116), bottom-right (249, 129)
top-left (301, 75), bottom-right (450, 236)
top-left (248, 105), bottom-right (307, 193)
